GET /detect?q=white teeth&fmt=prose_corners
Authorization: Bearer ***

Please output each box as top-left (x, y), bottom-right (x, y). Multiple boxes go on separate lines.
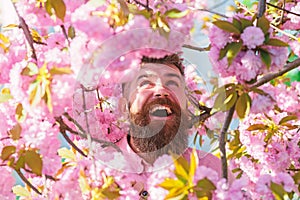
top-left (150, 105), bottom-right (172, 114)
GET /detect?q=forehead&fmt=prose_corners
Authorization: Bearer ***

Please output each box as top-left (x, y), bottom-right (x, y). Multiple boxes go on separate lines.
top-left (136, 63), bottom-right (182, 79)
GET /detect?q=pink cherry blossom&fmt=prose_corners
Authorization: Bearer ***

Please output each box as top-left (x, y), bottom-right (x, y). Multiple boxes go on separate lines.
top-left (241, 26), bottom-right (265, 49)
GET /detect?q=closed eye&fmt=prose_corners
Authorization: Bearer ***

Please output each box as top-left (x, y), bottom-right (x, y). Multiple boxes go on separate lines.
top-left (139, 80), bottom-right (153, 87)
top-left (166, 80), bottom-right (179, 87)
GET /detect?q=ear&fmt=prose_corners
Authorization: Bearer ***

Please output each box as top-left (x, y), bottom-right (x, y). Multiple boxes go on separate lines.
top-left (118, 97), bottom-right (128, 114)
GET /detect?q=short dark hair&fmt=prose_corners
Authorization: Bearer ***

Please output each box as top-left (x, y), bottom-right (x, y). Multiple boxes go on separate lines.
top-left (122, 53), bottom-right (185, 97)
top-left (141, 54), bottom-right (185, 76)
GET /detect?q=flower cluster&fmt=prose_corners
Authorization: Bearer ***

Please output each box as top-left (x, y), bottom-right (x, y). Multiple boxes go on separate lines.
top-left (209, 15), bottom-right (289, 83)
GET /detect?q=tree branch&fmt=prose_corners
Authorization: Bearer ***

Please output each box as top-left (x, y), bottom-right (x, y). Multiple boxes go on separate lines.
top-left (188, 7), bottom-right (228, 18)
top-left (182, 44), bottom-right (210, 52)
top-left (55, 115), bottom-right (121, 152)
top-left (60, 25), bottom-right (70, 46)
top-left (251, 58), bottom-right (300, 88)
top-left (257, 0), bottom-right (266, 18)
top-left (267, 2), bottom-right (300, 17)
top-left (15, 170), bottom-right (42, 195)
top-left (132, 0), bottom-right (151, 11)
top-left (11, 2), bottom-right (37, 61)
top-left (219, 105), bottom-right (235, 180)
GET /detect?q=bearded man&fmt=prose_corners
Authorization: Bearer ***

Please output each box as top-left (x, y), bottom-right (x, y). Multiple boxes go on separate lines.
top-left (99, 53), bottom-right (234, 198)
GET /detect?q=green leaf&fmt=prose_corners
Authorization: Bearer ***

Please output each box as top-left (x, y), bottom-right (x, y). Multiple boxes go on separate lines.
top-left (12, 185), bottom-right (31, 197)
top-left (28, 81), bottom-right (44, 106)
top-left (44, 82), bottom-right (53, 113)
top-left (68, 25), bottom-right (76, 39)
top-left (173, 156), bottom-right (189, 181)
top-left (235, 93), bottom-right (251, 119)
top-left (101, 188), bottom-right (120, 199)
top-left (49, 66), bottom-right (73, 75)
top-left (212, 86), bottom-right (237, 112)
top-left (247, 124), bottom-right (268, 131)
top-left (259, 48), bottom-right (272, 69)
top-left (15, 103), bottom-right (26, 123)
top-left (213, 20), bottom-right (241, 34)
top-left (117, 0), bottom-right (129, 15)
top-left (264, 131), bottom-right (273, 144)
top-left (58, 147), bottom-right (76, 161)
top-left (21, 62), bottom-right (39, 76)
top-left (278, 115), bottom-right (298, 125)
top-left (46, 0), bottom-right (66, 21)
top-left (240, 18), bottom-right (253, 30)
top-left (188, 149), bottom-right (198, 184)
top-left (159, 178), bottom-right (185, 190)
top-left (257, 15), bottom-right (270, 34)
top-left (1, 145), bottom-right (16, 161)
top-left (30, 29), bottom-right (45, 44)
top-left (219, 45), bottom-right (230, 61)
top-left (265, 38), bottom-right (289, 47)
top-left (195, 178), bottom-right (216, 199)
top-left (197, 178), bottom-right (216, 191)
top-left (15, 156), bottom-right (26, 171)
top-left (232, 18), bottom-right (242, 31)
top-left (24, 150), bottom-right (43, 176)
top-left (8, 123), bottom-right (22, 140)
top-left (0, 33), bottom-right (9, 44)
top-left (292, 171), bottom-right (300, 186)
top-left (128, 4), bottom-right (151, 18)
top-left (164, 186), bottom-right (188, 200)
top-left (165, 8), bottom-right (189, 19)
top-left (270, 182), bottom-right (287, 200)
top-left (226, 42), bottom-right (243, 66)
top-left (0, 93), bottom-right (13, 103)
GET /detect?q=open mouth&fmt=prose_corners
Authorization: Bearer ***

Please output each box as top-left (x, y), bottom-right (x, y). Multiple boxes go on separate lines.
top-left (149, 105), bottom-right (173, 117)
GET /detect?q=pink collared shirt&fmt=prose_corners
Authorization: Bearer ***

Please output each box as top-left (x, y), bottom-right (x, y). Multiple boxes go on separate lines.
top-left (96, 135), bottom-right (233, 198)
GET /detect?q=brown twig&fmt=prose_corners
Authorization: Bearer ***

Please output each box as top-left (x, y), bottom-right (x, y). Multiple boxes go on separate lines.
top-left (267, 2), bottom-right (300, 17)
top-left (251, 58), bottom-right (300, 88)
top-left (60, 25), bottom-right (70, 45)
top-left (55, 116), bottom-right (87, 157)
top-left (286, 168), bottom-right (300, 171)
top-left (188, 7), bottom-right (228, 18)
top-left (15, 170), bottom-right (42, 195)
top-left (55, 115), bottom-right (121, 152)
top-left (257, 0), bottom-right (266, 18)
top-left (132, 0), bottom-right (151, 10)
top-left (219, 105), bottom-right (235, 180)
top-left (182, 44), bottom-right (210, 52)
top-left (11, 2), bottom-right (37, 61)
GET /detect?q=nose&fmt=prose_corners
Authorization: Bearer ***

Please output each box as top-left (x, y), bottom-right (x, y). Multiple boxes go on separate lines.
top-left (153, 84), bottom-right (169, 98)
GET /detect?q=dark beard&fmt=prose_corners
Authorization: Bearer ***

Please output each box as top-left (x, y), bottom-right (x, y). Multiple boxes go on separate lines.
top-left (129, 97), bottom-right (189, 163)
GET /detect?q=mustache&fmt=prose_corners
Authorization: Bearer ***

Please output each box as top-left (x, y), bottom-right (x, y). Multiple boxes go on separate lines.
top-left (130, 97), bottom-right (181, 127)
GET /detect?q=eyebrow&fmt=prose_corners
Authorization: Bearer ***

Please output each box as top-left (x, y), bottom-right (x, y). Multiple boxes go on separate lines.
top-left (164, 73), bottom-right (182, 81)
top-left (136, 74), bottom-right (153, 82)
top-left (136, 73), bottom-right (182, 82)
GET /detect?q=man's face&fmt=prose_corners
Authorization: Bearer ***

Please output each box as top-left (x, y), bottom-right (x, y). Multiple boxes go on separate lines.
top-left (127, 63), bottom-right (187, 122)
top-left (124, 63), bottom-right (189, 157)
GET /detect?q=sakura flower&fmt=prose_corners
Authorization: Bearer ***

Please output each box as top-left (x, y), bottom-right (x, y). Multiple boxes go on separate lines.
top-left (209, 25), bottom-right (230, 49)
top-left (0, 167), bottom-right (15, 200)
top-left (287, 3), bottom-right (300, 24)
top-left (241, 26), bottom-right (265, 49)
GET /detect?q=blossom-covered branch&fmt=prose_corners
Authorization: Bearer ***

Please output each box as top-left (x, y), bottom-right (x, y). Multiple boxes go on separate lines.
top-left (252, 58), bottom-right (300, 88)
top-left (11, 2), bottom-right (37, 60)
top-left (15, 170), bottom-right (42, 195)
top-left (56, 114), bottom-right (121, 152)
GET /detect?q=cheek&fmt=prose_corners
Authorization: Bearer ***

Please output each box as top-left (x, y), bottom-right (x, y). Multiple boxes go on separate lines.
top-left (171, 90), bottom-right (186, 107)
top-left (129, 90), bottom-right (149, 114)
